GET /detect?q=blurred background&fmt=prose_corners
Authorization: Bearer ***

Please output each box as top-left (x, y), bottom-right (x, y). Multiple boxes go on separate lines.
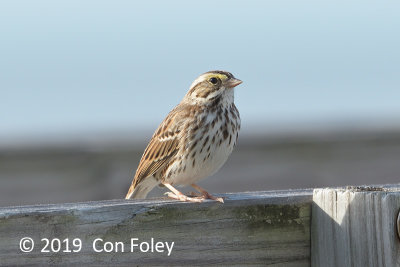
top-left (1, 0), bottom-right (400, 207)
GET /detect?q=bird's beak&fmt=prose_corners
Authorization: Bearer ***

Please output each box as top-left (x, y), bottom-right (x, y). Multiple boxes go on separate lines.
top-left (226, 78), bottom-right (243, 88)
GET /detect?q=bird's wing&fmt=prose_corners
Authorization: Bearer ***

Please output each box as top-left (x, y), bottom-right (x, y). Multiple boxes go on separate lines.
top-left (131, 106), bottom-right (186, 189)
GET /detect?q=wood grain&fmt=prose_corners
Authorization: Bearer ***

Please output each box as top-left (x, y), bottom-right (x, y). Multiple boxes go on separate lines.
top-left (0, 189), bottom-right (312, 266)
top-left (312, 185), bottom-right (400, 267)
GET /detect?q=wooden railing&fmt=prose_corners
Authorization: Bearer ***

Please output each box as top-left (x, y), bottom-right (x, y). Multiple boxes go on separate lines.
top-left (1, 185), bottom-right (399, 266)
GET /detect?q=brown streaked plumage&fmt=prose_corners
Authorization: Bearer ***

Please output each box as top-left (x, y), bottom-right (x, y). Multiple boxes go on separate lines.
top-left (125, 70), bottom-right (242, 203)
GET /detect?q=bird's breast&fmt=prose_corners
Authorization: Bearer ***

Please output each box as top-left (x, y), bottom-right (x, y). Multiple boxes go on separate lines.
top-left (164, 105), bottom-right (240, 186)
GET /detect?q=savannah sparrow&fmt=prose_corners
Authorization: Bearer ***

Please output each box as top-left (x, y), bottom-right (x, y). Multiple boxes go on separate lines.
top-left (125, 70), bottom-right (242, 203)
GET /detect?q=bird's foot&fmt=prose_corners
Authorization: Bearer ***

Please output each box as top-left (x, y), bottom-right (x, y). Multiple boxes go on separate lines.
top-left (190, 184), bottom-right (224, 203)
top-left (163, 183), bottom-right (224, 203)
top-left (202, 193), bottom-right (224, 203)
top-left (186, 191), bottom-right (202, 197)
top-left (165, 192), bottom-right (204, 203)
top-left (162, 183), bottom-right (204, 202)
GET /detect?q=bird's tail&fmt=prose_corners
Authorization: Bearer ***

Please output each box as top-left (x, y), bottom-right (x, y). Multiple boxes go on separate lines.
top-left (125, 176), bottom-right (158, 199)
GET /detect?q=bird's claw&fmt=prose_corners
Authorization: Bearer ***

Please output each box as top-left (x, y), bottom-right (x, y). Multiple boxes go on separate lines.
top-left (165, 192), bottom-right (204, 203)
top-left (165, 191), bottom-right (224, 203)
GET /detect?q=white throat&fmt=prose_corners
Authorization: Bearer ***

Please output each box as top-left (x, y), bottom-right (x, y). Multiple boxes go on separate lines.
top-left (220, 88), bottom-right (235, 106)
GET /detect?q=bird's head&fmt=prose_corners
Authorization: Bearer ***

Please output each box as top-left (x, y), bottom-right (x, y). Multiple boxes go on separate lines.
top-left (185, 70), bottom-right (242, 104)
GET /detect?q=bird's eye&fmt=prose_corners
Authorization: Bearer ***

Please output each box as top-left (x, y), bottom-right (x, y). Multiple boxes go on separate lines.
top-left (209, 77), bottom-right (218, 85)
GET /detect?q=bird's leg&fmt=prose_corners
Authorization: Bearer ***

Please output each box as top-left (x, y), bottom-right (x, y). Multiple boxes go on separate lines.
top-left (191, 183), bottom-right (224, 203)
top-left (163, 183), bottom-right (203, 203)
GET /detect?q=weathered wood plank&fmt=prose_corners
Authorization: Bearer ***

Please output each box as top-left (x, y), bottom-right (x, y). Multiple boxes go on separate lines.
top-left (0, 189), bottom-right (312, 266)
top-left (311, 185), bottom-right (400, 267)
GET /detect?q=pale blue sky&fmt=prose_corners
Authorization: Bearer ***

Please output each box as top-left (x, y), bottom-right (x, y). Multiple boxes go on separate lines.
top-left (1, 1), bottom-right (400, 142)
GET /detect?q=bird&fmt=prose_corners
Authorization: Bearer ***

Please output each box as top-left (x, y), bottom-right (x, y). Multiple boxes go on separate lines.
top-left (125, 70), bottom-right (242, 203)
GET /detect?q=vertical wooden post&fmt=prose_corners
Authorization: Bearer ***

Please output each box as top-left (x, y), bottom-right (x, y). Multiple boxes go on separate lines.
top-left (311, 187), bottom-right (400, 267)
